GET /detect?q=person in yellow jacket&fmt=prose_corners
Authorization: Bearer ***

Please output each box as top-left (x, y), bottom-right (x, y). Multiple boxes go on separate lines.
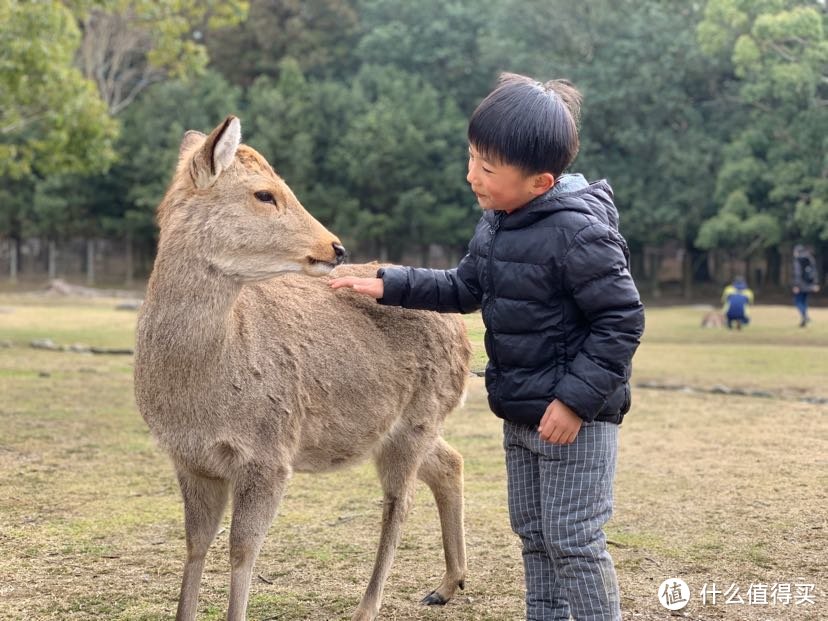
top-left (721, 277), bottom-right (754, 330)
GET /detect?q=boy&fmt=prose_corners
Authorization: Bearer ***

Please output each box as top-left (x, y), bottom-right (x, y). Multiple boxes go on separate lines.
top-left (330, 73), bottom-right (644, 621)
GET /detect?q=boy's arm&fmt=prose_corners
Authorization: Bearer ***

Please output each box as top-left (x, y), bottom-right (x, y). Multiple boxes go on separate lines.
top-left (555, 224), bottom-right (645, 422)
top-left (377, 252), bottom-right (482, 313)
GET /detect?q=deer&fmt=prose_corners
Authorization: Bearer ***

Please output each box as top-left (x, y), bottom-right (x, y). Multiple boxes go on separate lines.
top-left (133, 116), bottom-right (471, 621)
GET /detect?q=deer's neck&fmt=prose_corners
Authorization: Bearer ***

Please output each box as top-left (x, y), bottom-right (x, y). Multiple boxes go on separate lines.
top-left (141, 249), bottom-right (241, 370)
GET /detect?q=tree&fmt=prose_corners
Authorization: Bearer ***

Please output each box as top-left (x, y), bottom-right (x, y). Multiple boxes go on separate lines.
top-left (206, 0), bottom-right (359, 86)
top-left (0, 0), bottom-right (116, 178)
top-left (695, 186), bottom-right (783, 272)
top-left (485, 0), bottom-right (732, 295)
top-left (0, 0), bottom-right (117, 281)
top-left (697, 0), bottom-right (828, 271)
top-left (70, 0), bottom-right (248, 114)
top-left (245, 61), bottom-right (473, 263)
top-left (328, 66), bottom-right (472, 261)
top-left (355, 0), bottom-right (496, 112)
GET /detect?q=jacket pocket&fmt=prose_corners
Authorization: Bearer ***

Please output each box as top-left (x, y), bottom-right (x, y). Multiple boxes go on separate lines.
top-left (620, 383), bottom-right (632, 415)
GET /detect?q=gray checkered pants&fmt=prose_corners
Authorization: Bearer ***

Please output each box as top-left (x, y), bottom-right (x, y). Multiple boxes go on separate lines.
top-left (504, 420), bottom-right (621, 621)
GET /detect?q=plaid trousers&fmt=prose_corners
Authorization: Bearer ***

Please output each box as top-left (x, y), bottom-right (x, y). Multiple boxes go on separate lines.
top-left (503, 419), bottom-right (621, 621)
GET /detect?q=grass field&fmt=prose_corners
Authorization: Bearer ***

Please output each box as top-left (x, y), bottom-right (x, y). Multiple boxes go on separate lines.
top-left (0, 293), bottom-right (826, 620)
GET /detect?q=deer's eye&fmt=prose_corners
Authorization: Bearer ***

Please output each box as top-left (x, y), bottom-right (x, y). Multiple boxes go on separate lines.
top-left (254, 191), bottom-right (276, 204)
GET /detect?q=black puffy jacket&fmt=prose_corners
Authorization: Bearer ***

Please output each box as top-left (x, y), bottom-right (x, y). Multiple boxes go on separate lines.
top-left (377, 174), bottom-right (645, 427)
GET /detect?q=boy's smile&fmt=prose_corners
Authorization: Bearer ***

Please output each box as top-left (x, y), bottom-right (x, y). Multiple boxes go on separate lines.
top-left (467, 144), bottom-right (555, 213)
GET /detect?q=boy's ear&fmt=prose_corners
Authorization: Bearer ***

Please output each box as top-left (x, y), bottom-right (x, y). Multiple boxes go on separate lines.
top-left (531, 172), bottom-right (556, 196)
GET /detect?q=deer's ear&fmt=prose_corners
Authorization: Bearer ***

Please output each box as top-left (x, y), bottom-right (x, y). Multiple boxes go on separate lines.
top-left (179, 130), bottom-right (206, 158)
top-left (190, 116), bottom-right (241, 188)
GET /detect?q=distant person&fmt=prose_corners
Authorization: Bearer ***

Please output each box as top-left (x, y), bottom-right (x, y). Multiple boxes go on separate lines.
top-left (331, 73), bottom-right (644, 621)
top-left (721, 277), bottom-right (754, 330)
top-left (792, 244), bottom-right (819, 327)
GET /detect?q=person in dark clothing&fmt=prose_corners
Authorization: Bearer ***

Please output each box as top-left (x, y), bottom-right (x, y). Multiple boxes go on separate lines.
top-left (792, 244), bottom-right (819, 327)
top-left (330, 73), bottom-right (644, 621)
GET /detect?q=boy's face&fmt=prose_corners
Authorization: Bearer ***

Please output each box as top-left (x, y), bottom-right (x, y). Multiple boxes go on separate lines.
top-left (467, 144), bottom-right (554, 213)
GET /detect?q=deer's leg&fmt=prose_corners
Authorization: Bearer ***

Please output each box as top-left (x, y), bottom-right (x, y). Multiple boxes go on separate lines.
top-left (227, 464), bottom-right (289, 621)
top-left (176, 470), bottom-right (230, 621)
top-left (417, 437), bottom-right (466, 605)
top-left (352, 430), bottom-right (426, 621)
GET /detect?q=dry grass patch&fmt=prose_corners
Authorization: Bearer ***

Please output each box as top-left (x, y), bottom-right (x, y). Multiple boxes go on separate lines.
top-left (0, 297), bottom-right (826, 620)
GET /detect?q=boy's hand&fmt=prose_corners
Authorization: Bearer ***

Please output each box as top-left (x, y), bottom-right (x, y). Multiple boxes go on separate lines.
top-left (538, 399), bottom-right (582, 445)
top-left (329, 276), bottom-right (384, 299)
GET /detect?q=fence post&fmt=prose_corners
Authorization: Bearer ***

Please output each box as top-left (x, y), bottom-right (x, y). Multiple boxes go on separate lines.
top-left (48, 240), bottom-right (57, 280)
top-left (125, 232), bottom-right (133, 287)
top-left (9, 238), bottom-right (18, 284)
top-left (86, 239), bottom-right (95, 285)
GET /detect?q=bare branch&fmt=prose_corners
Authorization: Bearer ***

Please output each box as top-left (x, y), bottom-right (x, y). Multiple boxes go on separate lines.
top-left (75, 7), bottom-right (172, 115)
top-left (110, 70), bottom-right (165, 115)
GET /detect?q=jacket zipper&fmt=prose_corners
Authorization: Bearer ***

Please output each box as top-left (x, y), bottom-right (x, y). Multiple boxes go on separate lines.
top-left (486, 212), bottom-right (504, 406)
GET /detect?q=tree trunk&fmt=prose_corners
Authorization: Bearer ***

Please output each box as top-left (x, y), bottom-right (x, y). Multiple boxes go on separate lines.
top-left (9, 238), bottom-right (18, 284)
top-left (125, 232), bottom-right (134, 287)
top-left (86, 239), bottom-right (95, 285)
top-left (681, 244), bottom-right (693, 300)
top-left (649, 250), bottom-right (661, 298)
top-left (744, 256), bottom-right (752, 288)
top-left (629, 247), bottom-right (645, 287)
top-left (419, 244), bottom-right (430, 268)
top-left (48, 240), bottom-right (57, 280)
top-left (766, 246), bottom-right (782, 288)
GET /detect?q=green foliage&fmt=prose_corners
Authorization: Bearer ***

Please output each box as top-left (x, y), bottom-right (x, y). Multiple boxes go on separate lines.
top-left (697, 0), bottom-right (827, 251)
top-left (2, 0), bottom-right (825, 284)
top-left (329, 66), bottom-right (472, 255)
top-left (0, 0), bottom-right (117, 180)
top-left (695, 189), bottom-right (782, 255)
top-left (534, 2), bottom-right (728, 253)
top-left (206, 0), bottom-right (358, 85)
top-left (244, 61), bottom-right (472, 255)
top-left (355, 0), bottom-right (495, 111)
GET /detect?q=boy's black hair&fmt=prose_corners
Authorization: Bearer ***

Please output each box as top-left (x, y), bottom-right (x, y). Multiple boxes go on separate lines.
top-left (468, 73), bottom-right (582, 177)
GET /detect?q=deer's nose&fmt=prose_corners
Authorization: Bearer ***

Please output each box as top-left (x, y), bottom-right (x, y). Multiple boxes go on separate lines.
top-left (332, 242), bottom-right (347, 265)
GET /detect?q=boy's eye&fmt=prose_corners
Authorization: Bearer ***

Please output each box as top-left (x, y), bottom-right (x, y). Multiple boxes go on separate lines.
top-left (482, 166), bottom-right (494, 173)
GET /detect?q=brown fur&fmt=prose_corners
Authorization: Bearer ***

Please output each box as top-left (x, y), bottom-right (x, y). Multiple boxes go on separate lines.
top-left (701, 310), bottom-right (724, 328)
top-left (134, 117), bottom-right (471, 621)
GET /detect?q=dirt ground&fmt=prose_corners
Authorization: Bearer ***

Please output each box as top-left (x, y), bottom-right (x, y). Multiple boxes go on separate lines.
top-left (0, 301), bottom-right (826, 620)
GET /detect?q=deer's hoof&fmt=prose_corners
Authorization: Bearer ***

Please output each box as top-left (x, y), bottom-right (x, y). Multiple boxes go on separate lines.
top-left (421, 590), bottom-right (448, 606)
